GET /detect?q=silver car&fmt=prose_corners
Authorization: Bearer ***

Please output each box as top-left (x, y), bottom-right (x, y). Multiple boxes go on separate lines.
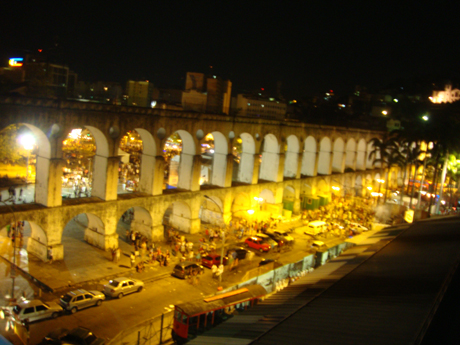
top-left (103, 277), bottom-right (144, 299)
top-left (60, 289), bottom-right (105, 313)
top-left (12, 299), bottom-right (63, 323)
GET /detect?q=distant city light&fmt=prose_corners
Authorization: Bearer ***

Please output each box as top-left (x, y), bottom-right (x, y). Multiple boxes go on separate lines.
top-left (382, 110), bottom-right (388, 116)
top-left (422, 115), bottom-right (429, 121)
top-left (393, 99), bottom-right (398, 102)
top-left (151, 100), bottom-right (157, 108)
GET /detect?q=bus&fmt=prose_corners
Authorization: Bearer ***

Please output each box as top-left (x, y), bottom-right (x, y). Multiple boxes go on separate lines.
top-left (172, 284), bottom-right (267, 344)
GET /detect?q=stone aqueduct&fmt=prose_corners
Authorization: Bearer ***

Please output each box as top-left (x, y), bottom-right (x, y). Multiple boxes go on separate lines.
top-left (0, 97), bottom-right (392, 261)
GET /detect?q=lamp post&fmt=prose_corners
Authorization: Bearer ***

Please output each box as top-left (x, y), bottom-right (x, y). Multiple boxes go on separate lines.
top-left (376, 179), bottom-right (385, 205)
top-left (204, 195), bottom-right (225, 282)
top-left (1, 201), bottom-right (18, 302)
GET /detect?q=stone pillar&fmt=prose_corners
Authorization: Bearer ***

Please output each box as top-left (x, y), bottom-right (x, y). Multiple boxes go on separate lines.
top-left (35, 157), bottom-right (65, 207)
top-left (46, 244), bottom-right (64, 261)
top-left (212, 153), bottom-right (229, 187)
top-left (223, 154), bottom-right (234, 187)
top-left (190, 217), bottom-right (202, 234)
top-left (152, 224), bottom-right (165, 242)
top-left (313, 152), bottom-right (320, 176)
top-left (92, 155), bottom-right (120, 201)
top-left (276, 153), bottom-right (285, 182)
top-left (190, 155), bottom-right (202, 191)
top-left (139, 154), bottom-right (165, 195)
top-left (251, 154), bottom-right (261, 185)
top-left (295, 153), bottom-right (303, 178)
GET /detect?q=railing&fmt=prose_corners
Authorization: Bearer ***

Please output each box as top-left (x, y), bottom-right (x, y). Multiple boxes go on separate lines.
top-left (108, 311), bottom-right (174, 345)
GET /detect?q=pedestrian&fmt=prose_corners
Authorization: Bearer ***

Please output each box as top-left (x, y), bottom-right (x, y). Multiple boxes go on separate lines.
top-left (130, 253), bottom-right (136, 268)
top-left (48, 246), bottom-right (53, 264)
top-left (186, 240), bottom-right (193, 253)
top-left (116, 248), bottom-right (121, 263)
top-left (211, 264), bottom-right (217, 279)
top-left (6, 223), bottom-right (11, 238)
top-left (216, 264), bottom-right (224, 279)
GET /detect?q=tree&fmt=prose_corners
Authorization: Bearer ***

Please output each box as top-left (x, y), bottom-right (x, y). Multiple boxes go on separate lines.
top-left (368, 137), bottom-right (400, 203)
top-left (0, 124), bottom-right (33, 166)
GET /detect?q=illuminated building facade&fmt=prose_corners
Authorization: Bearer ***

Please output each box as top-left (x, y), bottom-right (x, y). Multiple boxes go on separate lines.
top-left (182, 72), bottom-right (232, 114)
top-left (235, 93), bottom-right (287, 120)
top-left (429, 84), bottom-right (460, 104)
top-left (125, 80), bottom-right (154, 107)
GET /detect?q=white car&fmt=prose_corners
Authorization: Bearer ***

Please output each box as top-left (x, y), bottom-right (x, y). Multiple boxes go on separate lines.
top-left (349, 223), bottom-right (369, 233)
top-left (104, 277), bottom-right (144, 299)
top-left (12, 299), bottom-right (63, 323)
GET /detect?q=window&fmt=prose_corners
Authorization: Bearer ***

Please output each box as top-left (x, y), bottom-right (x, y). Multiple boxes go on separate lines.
top-left (36, 305), bottom-right (47, 312)
top-left (24, 307), bottom-right (34, 314)
top-left (85, 294), bottom-right (93, 299)
top-left (76, 295), bottom-right (84, 301)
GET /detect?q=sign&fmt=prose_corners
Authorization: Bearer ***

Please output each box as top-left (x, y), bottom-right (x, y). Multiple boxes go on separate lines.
top-left (9, 58), bottom-right (23, 67)
top-left (404, 209), bottom-right (414, 223)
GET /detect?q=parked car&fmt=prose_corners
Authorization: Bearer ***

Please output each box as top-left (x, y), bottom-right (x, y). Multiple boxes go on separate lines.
top-left (349, 222), bottom-right (369, 233)
top-left (172, 262), bottom-right (204, 279)
top-left (43, 326), bottom-right (105, 345)
top-left (202, 253), bottom-right (227, 268)
top-left (103, 277), bottom-right (144, 299)
top-left (59, 289), bottom-right (105, 314)
top-left (263, 232), bottom-right (285, 247)
top-left (226, 247), bottom-right (248, 260)
top-left (255, 233), bottom-right (279, 249)
top-left (12, 299), bottom-right (63, 323)
top-left (311, 241), bottom-right (328, 251)
top-left (269, 230), bottom-right (295, 245)
top-left (304, 221), bottom-right (327, 236)
top-left (245, 236), bottom-right (271, 252)
top-left (258, 259), bottom-right (275, 267)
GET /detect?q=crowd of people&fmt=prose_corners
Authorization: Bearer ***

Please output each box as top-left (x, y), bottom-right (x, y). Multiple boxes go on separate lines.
top-left (301, 196), bottom-right (375, 237)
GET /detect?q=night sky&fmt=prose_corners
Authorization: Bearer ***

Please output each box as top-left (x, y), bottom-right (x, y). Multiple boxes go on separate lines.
top-left (2, 2), bottom-right (460, 99)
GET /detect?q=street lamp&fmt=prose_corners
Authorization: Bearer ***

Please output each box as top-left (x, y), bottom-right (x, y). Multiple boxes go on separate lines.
top-left (376, 179), bottom-right (385, 205)
top-left (20, 134), bottom-right (35, 184)
top-left (204, 195), bottom-right (225, 282)
top-left (1, 201), bottom-right (18, 302)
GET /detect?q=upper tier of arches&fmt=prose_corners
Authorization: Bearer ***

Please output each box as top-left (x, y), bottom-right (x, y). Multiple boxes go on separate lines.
top-left (0, 97), bottom-right (384, 207)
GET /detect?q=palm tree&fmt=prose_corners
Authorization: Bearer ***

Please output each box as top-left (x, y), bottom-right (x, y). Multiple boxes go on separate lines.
top-left (400, 141), bottom-right (424, 208)
top-left (368, 137), bottom-right (399, 204)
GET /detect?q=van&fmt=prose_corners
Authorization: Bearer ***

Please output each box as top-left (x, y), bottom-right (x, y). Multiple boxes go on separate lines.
top-left (304, 221), bottom-right (327, 235)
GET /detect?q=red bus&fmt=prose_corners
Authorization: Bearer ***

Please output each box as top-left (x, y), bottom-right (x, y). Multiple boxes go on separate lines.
top-left (172, 284), bottom-right (267, 344)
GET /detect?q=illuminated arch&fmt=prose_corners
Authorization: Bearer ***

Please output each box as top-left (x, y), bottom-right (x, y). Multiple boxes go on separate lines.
top-left (284, 135), bottom-right (300, 178)
top-left (317, 137), bottom-right (332, 175)
top-left (259, 133), bottom-right (279, 182)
